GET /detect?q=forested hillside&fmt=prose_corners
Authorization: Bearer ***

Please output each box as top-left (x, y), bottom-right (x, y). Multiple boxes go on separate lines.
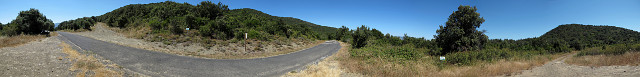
top-left (55, 17), bottom-right (96, 31)
top-left (539, 24), bottom-right (640, 49)
top-left (56, 1), bottom-right (337, 43)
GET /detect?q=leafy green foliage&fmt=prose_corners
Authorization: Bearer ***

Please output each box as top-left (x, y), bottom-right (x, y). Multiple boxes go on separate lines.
top-left (352, 25), bottom-right (370, 48)
top-left (434, 5), bottom-right (488, 55)
top-left (56, 17), bottom-right (96, 31)
top-left (94, 1), bottom-right (327, 42)
top-left (334, 26), bottom-right (351, 42)
top-left (539, 24), bottom-right (640, 50)
top-left (577, 44), bottom-right (640, 56)
top-left (1, 8), bottom-right (54, 36)
top-left (350, 40), bottom-right (428, 61)
top-left (445, 48), bottom-right (548, 65)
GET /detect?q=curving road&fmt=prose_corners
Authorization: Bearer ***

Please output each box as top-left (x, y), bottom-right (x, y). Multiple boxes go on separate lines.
top-left (57, 32), bottom-right (340, 77)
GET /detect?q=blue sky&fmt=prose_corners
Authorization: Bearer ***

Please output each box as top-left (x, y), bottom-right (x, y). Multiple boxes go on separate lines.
top-left (1, 0), bottom-right (639, 40)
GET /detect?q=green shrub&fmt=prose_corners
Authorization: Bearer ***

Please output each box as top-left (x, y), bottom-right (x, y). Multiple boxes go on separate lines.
top-left (577, 44), bottom-right (640, 56)
top-left (445, 48), bottom-right (547, 66)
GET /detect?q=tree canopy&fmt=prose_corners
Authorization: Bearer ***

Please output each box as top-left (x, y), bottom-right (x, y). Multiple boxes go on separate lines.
top-left (434, 5), bottom-right (488, 55)
top-left (1, 8), bottom-right (54, 36)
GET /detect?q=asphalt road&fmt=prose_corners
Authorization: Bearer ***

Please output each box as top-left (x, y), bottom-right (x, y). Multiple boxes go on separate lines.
top-left (57, 32), bottom-right (341, 77)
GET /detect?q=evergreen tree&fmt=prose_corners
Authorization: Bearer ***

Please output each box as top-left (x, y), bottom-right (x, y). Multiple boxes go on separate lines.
top-left (434, 5), bottom-right (488, 55)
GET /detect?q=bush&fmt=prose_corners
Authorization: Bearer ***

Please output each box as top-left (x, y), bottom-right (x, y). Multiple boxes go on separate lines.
top-left (445, 48), bottom-right (547, 65)
top-left (577, 44), bottom-right (640, 56)
top-left (351, 25), bottom-right (369, 48)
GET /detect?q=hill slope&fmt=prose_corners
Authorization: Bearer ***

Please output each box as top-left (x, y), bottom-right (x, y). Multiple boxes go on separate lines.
top-left (539, 24), bottom-right (640, 49)
top-left (88, 1), bottom-right (336, 41)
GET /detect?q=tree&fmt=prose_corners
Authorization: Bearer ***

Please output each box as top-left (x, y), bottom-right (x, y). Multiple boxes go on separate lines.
top-left (335, 26), bottom-right (349, 40)
top-left (370, 29), bottom-right (383, 39)
top-left (352, 25), bottom-right (370, 48)
top-left (196, 1), bottom-right (228, 20)
top-left (434, 5), bottom-right (488, 55)
top-left (6, 8), bottom-right (54, 35)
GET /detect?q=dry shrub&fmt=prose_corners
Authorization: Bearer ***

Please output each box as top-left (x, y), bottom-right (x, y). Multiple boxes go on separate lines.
top-left (567, 51), bottom-right (640, 66)
top-left (60, 42), bottom-right (123, 77)
top-left (0, 34), bottom-right (46, 48)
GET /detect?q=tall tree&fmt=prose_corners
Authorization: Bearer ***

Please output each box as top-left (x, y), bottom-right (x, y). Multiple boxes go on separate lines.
top-left (7, 8), bottom-right (54, 35)
top-left (196, 1), bottom-right (229, 20)
top-left (434, 5), bottom-right (488, 55)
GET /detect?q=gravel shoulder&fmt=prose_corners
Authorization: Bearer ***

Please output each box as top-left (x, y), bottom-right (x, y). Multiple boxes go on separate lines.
top-left (0, 36), bottom-right (74, 76)
top-left (509, 52), bottom-right (640, 77)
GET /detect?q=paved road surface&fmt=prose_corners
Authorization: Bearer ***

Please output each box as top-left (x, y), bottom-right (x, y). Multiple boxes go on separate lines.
top-left (57, 32), bottom-right (340, 77)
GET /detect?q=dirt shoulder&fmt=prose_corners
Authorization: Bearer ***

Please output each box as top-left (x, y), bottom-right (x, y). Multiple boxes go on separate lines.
top-left (71, 22), bottom-right (323, 59)
top-left (0, 36), bottom-right (74, 76)
top-left (508, 52), bottom-right (640, 77)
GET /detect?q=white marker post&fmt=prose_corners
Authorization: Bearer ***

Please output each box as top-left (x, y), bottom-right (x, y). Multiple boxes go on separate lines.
top-left (439, 56), bottom-right (445, 61)
top-left (244, 33), bottom-right (248, 52)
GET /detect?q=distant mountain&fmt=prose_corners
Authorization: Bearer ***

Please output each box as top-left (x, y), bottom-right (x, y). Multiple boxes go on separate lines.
top-left (539, 24), bottom-right (640, 48)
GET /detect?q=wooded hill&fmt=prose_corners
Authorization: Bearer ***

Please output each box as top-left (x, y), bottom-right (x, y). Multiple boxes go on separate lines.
top-left (56, 1), bottom-right (337, 41)
top-left (486, 24), bottom-right (640, 52)
top-left (539, 24), bottom-right (640, 49)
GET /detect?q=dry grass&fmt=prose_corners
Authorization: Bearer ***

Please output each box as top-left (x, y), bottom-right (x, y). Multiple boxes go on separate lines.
top-left (284, 41), bottom-right (359, 77)
top-left (60, 42), bottom-right (123, 77)
top-left (338, 47), bottom-right (568, 77)
top-left (0, 34), bottom-right (47, 48)
top-left (566, 51), bottom-right (640, 66)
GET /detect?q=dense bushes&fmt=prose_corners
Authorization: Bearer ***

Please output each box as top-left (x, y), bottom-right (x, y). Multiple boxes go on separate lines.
top-left (93, 1), bottom-right (327, 42)
top-left (56, 17), bottom-right (96, 31)
top-left (1, 8), bottom-right (54, 36)
top-left (351, 25), bottom-right (370, 48)
top-left (350, 41), bottom-right (427, 61)
top-left (338, 5), bottom-right (580, 66)
top-left (577, 44), bottom-right (640, 56)
top-left (445, 49), bottom-right (547, 65)
top-left (540, 24), bottom-right (640, 50)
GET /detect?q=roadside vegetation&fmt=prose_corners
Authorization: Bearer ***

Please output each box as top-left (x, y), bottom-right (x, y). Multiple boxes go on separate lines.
top-left (0, 8), bottom-right (56, 48)
top-left (54, 1), bottom-right (338, 59)
top-left (55, 17), bottom-right (97, 32)
top-left (328, 5), bottom-right (640, 76)
top-left (56, 1), bottom-right (336, 49)
top-left (566, 44), bottom-right (640, 66)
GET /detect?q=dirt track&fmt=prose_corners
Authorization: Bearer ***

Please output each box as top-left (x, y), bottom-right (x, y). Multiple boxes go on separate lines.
top-left (509, 53), bottom-right (640, 77)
